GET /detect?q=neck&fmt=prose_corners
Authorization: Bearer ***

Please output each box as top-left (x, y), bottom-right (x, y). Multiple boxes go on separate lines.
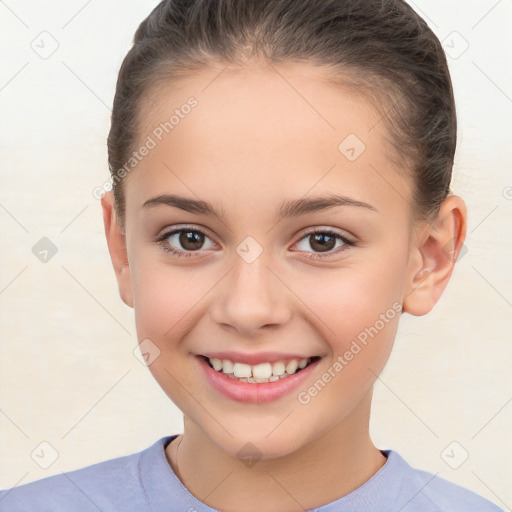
top-left (165, 391), bottom-right (386, 512)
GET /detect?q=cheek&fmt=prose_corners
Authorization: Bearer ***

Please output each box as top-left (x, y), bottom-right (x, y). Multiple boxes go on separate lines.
top-left (130, 260), bottom-right (210, 345)
top-left (295, 261), bottom-right (403, 335)
top-left (293, 271), bottom-right (401, 419)
top-left (290, 259), bottom-right (404, 382)
top-left (129, 263), bottom-right (209, 408)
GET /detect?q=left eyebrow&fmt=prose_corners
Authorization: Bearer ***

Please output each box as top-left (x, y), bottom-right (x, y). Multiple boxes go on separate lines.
top-left (141, 193), bottom-right (377, 222)
top-left (275, 194), bottom-right (378, 221)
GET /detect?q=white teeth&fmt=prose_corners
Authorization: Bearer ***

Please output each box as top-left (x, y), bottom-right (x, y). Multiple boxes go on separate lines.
top-left (252, 362), bottom-right (272, 379)
top-left (207, 356), bottom-right (313, 382)
top-left (272, 361), bottom-right (285, 376)
top-left (233, 362), bottom-right (252, 378)
top-left (210, 358), bottom-right (223, 371)
top-left (285, 360), bottom-right (298, 375)
top-left (222, 359), bottom-right (234, 374)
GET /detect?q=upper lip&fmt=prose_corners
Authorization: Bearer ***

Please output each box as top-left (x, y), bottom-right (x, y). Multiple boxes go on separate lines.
top-left (198, 351), bottom-right (318, 365)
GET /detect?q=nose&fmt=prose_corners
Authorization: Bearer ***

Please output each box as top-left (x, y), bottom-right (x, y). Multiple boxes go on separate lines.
top-left (209, 252), bottom-right (292, 336)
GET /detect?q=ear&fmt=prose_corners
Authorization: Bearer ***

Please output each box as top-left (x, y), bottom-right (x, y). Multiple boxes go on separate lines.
top-left (101, 192), bottom-right (134, 308)
top-left (403, 195), bottom-right (467, 316)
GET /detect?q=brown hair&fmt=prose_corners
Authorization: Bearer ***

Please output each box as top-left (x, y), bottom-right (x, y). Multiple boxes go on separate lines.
top-left (107, 0), bottom-right (456, 227)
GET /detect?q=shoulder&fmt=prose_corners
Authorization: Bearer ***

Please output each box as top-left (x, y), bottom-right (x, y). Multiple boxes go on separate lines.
top-left (389, 450), bottom-right (504, 512)
top-left (0, 437), bottom-right (172, 512)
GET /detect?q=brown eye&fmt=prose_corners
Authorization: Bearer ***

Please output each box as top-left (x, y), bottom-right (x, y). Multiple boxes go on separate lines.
top-left (156, 227), bottom-right (217, 257)
top-left (294, 229), bottom-right (355, 258)
top-left (308, 232), bottom-right (337, 253)
top-left (177, 230), bottom-right (205, 251)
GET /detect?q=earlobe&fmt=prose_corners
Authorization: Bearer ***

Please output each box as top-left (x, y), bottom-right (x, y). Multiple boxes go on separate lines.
top-left (101, 192), bottom-right (134, 308)
top-left (403, 195), bottom-right (467, 316)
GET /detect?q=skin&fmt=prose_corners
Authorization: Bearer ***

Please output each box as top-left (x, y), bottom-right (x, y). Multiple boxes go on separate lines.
top-left (102, 59), bottom-right (467, 511)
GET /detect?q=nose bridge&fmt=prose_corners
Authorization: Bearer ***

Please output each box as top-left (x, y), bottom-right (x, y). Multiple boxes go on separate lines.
top-left (210, 244), bottom-right (290, 333)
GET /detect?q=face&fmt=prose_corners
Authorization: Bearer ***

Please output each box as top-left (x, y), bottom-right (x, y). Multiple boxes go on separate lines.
top-left (115, 60), bottom-right (420, 459)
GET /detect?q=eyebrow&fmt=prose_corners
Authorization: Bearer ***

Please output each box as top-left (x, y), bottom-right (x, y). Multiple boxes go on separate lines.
top-left (142, 193), bottom-right (377, 221)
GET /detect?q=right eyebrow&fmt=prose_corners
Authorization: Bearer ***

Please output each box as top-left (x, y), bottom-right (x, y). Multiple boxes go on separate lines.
top-left (142, 194), bottom-right (227, 221)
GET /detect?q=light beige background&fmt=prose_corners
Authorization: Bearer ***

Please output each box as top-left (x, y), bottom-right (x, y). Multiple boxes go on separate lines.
top-left (1, 0), bottom-right (511, 508)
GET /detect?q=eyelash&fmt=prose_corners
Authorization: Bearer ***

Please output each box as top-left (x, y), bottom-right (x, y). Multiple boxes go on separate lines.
top-left (154, 226), bottom-right (356, 260)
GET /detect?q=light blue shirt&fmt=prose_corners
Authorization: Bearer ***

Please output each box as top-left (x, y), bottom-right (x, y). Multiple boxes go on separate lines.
top-left (0, 435), bottom-right (503, 511)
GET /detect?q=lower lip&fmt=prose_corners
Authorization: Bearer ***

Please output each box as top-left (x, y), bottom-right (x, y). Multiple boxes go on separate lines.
top-left (197, 356), bottom-right (320, 404)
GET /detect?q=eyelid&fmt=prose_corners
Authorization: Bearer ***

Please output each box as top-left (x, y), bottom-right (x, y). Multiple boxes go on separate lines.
top-left (301, 225), bottom-right (353, 237)
top-left (293, 226), bottom-right (356, 245)
top-left (155, 224), bottom-right (216, 242)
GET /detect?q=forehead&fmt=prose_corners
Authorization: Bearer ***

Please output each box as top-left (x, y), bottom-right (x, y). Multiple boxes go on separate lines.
top-left (139, 60), bottom-right (380, 150)
top-left (128, 61), bottom-right (412, 218)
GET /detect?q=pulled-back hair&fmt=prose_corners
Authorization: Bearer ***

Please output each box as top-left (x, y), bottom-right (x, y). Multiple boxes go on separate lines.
top-left (107, 0), bottom-right (456, 227)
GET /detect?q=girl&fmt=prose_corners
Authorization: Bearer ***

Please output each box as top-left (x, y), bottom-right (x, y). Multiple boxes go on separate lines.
top-left (0, 0), bottom-right (505, 510)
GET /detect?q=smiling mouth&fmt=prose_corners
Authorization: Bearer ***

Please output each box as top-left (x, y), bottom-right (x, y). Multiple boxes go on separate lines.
top-left (200, 355), bottom-right (321, 383)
